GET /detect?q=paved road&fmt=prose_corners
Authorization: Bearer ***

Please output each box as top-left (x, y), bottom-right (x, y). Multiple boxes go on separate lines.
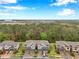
top-left (5, 57), bottom-right (55, 59)
top-left (0, 57), bottom-right (70, 59)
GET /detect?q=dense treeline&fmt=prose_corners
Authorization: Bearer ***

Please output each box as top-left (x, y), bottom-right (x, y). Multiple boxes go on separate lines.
top-left (0, 22), bottom-right (79, 43)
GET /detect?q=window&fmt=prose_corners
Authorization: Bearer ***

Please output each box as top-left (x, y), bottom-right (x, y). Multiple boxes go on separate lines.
top-left (76, 51), bottom-right (78, 53)
top-left (67, 47), bottom-right (69, 49)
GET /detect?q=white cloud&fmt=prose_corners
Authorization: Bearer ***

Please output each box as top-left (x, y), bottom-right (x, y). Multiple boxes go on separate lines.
top-left (0, 0), bottom-right (16, 4)
top-left (50, 0), bottom-right (77, 6)
top-left (57, 9), bottom-right (75, 16)
top-left (0, 12), bottom-right (16, 16)
top-left (0, 5), bottom-right (36, 17)
top-left (0, 8), bottom-right (16, 16)
top-left (2, 6), bottom-right (35, 11)
top-left (0, 9), bottom-right (8, 13)
top-left (3, 6), bottom-right (26, 10)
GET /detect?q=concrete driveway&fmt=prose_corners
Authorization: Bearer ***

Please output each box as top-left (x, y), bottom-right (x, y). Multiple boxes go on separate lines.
top-left (74, 53), bottom-right (79, 59)
top-left (60, 51), bottom-right (73, 59)
top-left (0, 51), bottom-right (13, 59)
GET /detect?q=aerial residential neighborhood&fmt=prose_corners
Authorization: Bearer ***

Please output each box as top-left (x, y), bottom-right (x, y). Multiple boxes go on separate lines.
top-left (0, 0), bottom-right (79, 58)
top-left (0, 20), bottom-right (79, 59)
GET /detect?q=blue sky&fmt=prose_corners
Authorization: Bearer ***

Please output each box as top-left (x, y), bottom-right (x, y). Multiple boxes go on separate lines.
top-left (0, 0), bottom-right (79, 20)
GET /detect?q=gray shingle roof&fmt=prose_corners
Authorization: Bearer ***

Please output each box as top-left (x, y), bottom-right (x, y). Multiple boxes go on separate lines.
top-left (56, 41), bottom-right (79, 51)
top-left (56, 41), bottom-right (77, 47)
top-left (0, 40), bottom-right (19, 50)
top-left (25, 40), bottom-right (49, 50)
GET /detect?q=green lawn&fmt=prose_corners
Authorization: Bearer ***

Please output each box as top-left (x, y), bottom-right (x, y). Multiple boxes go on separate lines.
top-left (48, 43), bottom-right (61, 58)
top-left (12, 42), bottom-right (25, 57)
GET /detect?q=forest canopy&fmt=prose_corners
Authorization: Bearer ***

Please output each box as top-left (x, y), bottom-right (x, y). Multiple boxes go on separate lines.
top-left (0, 22), bottom-right (79, 43)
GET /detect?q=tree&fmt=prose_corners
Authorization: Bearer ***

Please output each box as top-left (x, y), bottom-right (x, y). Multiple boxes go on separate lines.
top-left (0, 32), bottom-right (10, 42)
top-left (40, 32), bottom-right (47, 40)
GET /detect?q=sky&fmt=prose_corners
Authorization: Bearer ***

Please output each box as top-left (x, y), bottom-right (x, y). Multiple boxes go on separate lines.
top-left (0, 0), bottom-right (79, 20)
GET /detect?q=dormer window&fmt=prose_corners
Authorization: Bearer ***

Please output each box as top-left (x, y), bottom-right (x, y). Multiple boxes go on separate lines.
top-left (76, 51), bottom-right (78, 53)
top-left (75, 47), bottom-right (77, 50)
top-left (15, 46), bottom-right (16, 48)
top-left (67, 47), bottom-right (69, 49)
top-left (75, 48), bottom-right (77, 50)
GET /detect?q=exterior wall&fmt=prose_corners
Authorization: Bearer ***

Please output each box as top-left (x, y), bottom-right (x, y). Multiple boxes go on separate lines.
top-left (57, 46), bottom-right (64, 53)
top-left (25, 50), bottom-right (30, 54)
top-left (56, 44), bottom-right (70, 52)
top-left (30, 50), bottom-right (35, 57)
top-left (63, 46), bottom-right (70, 52)
top-left (42, 51), bottom-right (48, 57)
top-left (38, 50), bottom-right (42, 57)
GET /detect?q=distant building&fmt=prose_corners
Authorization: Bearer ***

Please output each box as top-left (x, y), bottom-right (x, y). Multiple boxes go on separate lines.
top-left (23, 40), bottom-right (49, 58)
top-left (0, 20), bottom-right (55, 25)
top-left (0, 21), bottom-right (26, 25)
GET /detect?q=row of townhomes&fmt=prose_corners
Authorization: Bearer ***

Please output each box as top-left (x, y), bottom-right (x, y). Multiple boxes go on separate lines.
top-left (0, 41), bottom-right (19, 53)
top-left (23, 40), bottom-right (49, 58)
top-left (0, 41), bottom-right (20, 58)
top-left (56, 41), bottom-right (79, 55)
top-left (0, 40), bottom-right (49, 59)
top-left (1, 40), bottom-right (79, 59)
